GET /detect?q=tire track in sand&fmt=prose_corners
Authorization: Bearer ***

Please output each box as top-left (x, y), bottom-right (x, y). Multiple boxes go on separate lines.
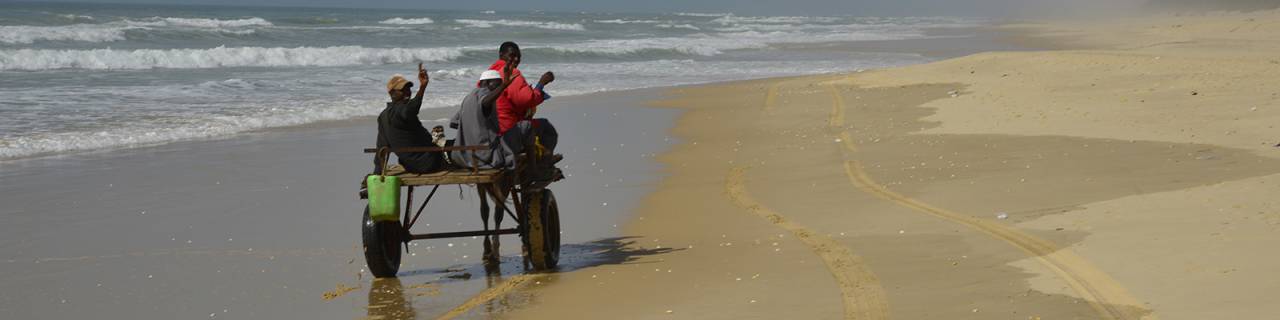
top-left (823, 82), bottom-right (1154, 320)
top-left (719, 80), bottom-right (890, 319)
top-left (434, 274), bottom-right (545, 320)
top-left (726, 166), bottom-right (891, 320)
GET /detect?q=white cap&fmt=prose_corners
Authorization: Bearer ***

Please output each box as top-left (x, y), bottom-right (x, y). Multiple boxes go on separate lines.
top-left (479, 70), bottom-right (501, 81)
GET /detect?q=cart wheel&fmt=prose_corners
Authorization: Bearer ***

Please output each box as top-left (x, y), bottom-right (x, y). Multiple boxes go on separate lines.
top-left (362, 206), bottom-right (402, 278)
top-left (522, 189), bottom-right (560, 271)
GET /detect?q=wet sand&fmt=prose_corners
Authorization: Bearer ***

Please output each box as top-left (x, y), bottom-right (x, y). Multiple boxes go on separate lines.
top-left (497, 10), bottom-right (1280, 320)
top-left (0, 89), bottom-right (679, 318)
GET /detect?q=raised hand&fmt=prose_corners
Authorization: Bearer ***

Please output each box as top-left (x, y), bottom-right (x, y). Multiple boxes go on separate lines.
top-left (417, 63), bottom-right (429, 87)
top-left (538, 71), bottom-right (555, 87)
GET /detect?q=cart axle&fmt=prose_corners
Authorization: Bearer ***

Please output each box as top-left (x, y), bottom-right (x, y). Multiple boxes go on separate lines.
top-left (409, 228), bottom-right (519, 240)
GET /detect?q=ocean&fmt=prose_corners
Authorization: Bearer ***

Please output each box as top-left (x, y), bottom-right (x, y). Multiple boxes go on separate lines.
top-left (0, 2), bottom-right (981, 160)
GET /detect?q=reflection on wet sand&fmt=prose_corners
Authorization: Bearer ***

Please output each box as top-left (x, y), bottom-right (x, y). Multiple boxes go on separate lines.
top-left (366, 279), bottom-right (416, 320)
top-left (376, 237), bottom-right (680, 319)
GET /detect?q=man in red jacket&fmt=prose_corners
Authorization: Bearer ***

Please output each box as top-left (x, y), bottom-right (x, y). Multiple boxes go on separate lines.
top-left (489, 41), bottom-right (559, 164)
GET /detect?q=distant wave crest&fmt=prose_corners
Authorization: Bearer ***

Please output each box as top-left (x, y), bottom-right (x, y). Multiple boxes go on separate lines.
top-left (656, 24), bottom-right (700, 30)
top-left (123, 17), bottom-right (274, 28)
top-left (55, 14), bottom-right (96, 22)
top-left (379, 17), bottom-right (434, 25)
top-left (0, 46), bottom-right (466, 71)
top-left (0, 17), bottom-right (272, 44)
top-left (672, 12), bottom-right (731, 17)
top-left (712, 15), bottom-right (842, 24)
top-left (594, 19), bottom-right (661, 24)
top-left (454, 19), bottom-right (585, 31)
top-left (0, 24), bottom-right (127, 44)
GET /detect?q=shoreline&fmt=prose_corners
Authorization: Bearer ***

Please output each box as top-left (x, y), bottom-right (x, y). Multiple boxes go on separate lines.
top-left (0, 22), bottom-right (1026, 319)
top-left (0, 20), bottom-right (1013, 165)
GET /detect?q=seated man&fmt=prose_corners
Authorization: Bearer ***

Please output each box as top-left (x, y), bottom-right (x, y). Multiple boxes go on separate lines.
top-left (487, 41), bottom-right (559, 160)
top-left (449, 70), bottom-right (513, 169)
top-left (375, 63), bottom-right (446, 174)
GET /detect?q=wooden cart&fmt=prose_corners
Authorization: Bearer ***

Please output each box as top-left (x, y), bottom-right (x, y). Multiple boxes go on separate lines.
top-left (360, 146), bottom-right (561, 278)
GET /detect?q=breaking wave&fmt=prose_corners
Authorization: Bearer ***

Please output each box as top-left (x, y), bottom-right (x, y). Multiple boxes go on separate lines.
top-left (0, 24), bottom-right (128, 44)
top-left (122, 17), bottom-right (274, 28)
top-left (0, 17), bottom-right (273, 44)
top-left (0, 46), bottom-right (467, 71)
top-left (0, 96), bottom-right (399, 159)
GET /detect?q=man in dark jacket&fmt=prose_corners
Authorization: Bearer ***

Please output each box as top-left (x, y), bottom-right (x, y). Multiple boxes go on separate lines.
top-left (375, 63), bottom-right (444, 173)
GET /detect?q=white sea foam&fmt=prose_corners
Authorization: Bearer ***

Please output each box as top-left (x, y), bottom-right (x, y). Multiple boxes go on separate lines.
top-left (0, 17), bottom-right (273, 44)
top-left (56, 14), bottom-right (96, 21)
top-left (0, 93), bottom-right (474, 160)
top-left (0, 46), bottom-right (467, 71)
top-left (673, 12), bottom-right (731, 17)
top-left (379, 17), bottom-right (435, 25)
top-left (454, 19), bottom-right (585, 31)
top-left (548, 27), bottom-right (918, 57)
top-left (594, 19), bottom-right (662, 24)
top-left (712, 15), bottom-right (842, 24)
top-left (551, 36), bottom-right (765, 56)
top-left (123, 17), bottom-right (274, 28)
top-left (0, 24), bottom-right (128, 44)
top-left (430, 67), bottom-right (477, 79)
top-left (656, 24), bottom-right (700, 30)
top-left (0, 96), bottom-right (377, 159)
top-left (276, 25), bottom-right (411, 31)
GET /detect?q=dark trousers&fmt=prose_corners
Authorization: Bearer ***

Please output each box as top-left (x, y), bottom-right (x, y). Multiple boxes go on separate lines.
top-left (501, 118), bottom-right (558, 157)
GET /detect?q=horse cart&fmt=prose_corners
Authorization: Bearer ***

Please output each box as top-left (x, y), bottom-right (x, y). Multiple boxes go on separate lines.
top-left (360, 146), bottom-right (562, 278)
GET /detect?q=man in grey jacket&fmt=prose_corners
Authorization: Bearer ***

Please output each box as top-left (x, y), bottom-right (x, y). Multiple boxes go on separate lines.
top-left (449, 69), bottom-right (514, 169)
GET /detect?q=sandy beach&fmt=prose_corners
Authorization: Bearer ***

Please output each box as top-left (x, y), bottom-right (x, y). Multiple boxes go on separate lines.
top-left (497, 9), bottom-right (1280, 320)
top-left (5, 6), bottom-right (1280, 320)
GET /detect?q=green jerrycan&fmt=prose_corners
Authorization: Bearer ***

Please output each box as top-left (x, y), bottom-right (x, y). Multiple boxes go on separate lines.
top-left (366, 175), bottom-right (401, 222)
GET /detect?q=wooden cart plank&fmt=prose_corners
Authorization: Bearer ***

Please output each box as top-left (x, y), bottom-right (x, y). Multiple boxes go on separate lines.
top-left (382, 165), bottom-right (504, 185)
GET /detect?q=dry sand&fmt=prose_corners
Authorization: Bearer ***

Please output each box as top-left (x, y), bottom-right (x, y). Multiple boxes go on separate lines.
top-left (493, 10), bottom-right (1280, 320)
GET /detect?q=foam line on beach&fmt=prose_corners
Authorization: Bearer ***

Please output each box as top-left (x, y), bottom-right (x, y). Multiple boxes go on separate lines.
top-left (823, 82), bottom-right (1154, 320)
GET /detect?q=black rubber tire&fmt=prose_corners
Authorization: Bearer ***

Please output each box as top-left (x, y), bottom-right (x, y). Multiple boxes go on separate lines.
top-left (362, 206), bottom-right (402, 278)
top-left (522, 189), bottom-right (560, 271)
